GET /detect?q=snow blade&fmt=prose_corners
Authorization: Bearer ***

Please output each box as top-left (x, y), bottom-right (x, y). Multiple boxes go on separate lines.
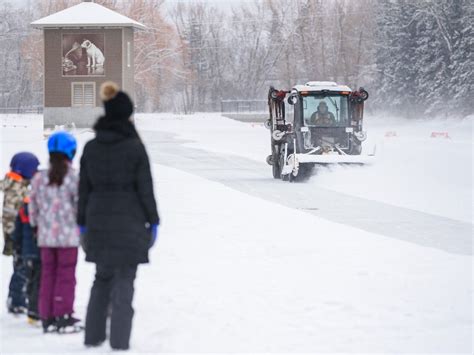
top-left (296, 153), bottom-right (376, 165)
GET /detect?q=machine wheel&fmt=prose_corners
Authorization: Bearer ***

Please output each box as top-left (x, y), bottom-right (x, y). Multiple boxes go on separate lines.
top-left (278, 147), bottom-right (288, 180)
top-left (271, 145), bottom-right (281, 179)
top-left (272, 161), bottom-right (281, 179)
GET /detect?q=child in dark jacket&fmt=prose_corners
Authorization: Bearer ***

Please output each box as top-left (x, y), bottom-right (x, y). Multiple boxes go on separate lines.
top-left (12, 197), bottom-right (41, 325)
top-left (1, 152), bottom-right (40, 314)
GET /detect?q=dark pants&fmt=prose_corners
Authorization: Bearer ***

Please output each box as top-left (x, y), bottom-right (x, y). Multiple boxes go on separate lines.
top-left (85, 264), bottom-right (138, 350)
top-left (8, 256), bottom-right (26, 308)
top-left (25, 258), bottom-right (41, 319)
top-left (39, 247), bottom-right (78, 319)
top-left (3, 235), bottom-right (14, 256)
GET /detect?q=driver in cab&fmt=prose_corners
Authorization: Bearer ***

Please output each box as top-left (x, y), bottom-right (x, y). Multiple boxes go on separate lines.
top-left (310, 101), bottom-right (336, 125)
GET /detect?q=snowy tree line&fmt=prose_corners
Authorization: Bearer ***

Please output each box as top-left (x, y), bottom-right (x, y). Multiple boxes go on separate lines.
top-left (0, 3), bottom-right (42, 111)
top-left (0, 0), bottom-right (472, 117)
top-left (166, 0), bottom-right (376, 113)
top-left (374, 0), bottom-right (473, 117)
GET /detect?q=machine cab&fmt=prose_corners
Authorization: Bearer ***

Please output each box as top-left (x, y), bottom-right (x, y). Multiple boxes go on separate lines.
top-left (292, 82), bottom-right (352, 127)
top-left (289, 82), bottom-right (366, 155)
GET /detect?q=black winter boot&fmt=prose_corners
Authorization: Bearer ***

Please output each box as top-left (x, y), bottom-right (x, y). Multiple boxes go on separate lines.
top-left (56, 314), bottom-right (84, 334)
top-left (85, 340), bottom-right (105, 348)
top-left (42, 318), bottom-right (56, 333)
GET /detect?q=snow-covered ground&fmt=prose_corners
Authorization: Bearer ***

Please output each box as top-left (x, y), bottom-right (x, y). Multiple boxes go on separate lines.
top-left (314, 115), bottom-right (473, 223)
top-left (0, 114), bottom-right (473, 353)
top-left (136, 113), bottom-right (473, 223)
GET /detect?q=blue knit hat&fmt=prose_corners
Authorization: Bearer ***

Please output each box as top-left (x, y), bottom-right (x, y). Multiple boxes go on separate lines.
top-left (10, 152), bottom-right (40, 180)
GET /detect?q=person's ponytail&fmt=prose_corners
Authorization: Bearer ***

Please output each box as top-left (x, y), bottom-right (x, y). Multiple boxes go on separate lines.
top-left (48, 153), bottom-right (69, 186)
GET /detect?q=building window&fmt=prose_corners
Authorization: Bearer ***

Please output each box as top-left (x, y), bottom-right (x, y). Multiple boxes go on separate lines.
top-left (71, 82), bottom-right (95, 107)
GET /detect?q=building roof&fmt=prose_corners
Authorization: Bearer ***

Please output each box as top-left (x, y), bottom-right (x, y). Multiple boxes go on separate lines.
top-left (293, 81), bottom-right (352, 93)
top-left (31, 2), bottom-right (146, 30)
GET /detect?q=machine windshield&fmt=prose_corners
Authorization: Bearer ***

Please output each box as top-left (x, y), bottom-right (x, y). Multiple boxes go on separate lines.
top-left (303, 94), bottom-right (349, 127)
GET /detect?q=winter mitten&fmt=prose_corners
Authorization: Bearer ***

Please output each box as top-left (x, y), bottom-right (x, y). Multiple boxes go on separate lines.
top-left (150, 224), bottom-right (159, 248)
top-left (78, 226), bottom-right (87, 252)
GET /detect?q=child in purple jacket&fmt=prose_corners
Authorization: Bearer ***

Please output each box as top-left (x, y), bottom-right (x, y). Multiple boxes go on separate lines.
top-left (29, 131), bottom-right (82, 333)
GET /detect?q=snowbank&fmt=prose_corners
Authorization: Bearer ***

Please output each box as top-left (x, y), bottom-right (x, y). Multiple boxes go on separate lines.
top-left (0, 114), bottom-right (92, 173)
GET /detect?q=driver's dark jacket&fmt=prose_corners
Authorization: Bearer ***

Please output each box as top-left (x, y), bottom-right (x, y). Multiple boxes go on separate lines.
top-left (310, 111), bottom-right (336, 125)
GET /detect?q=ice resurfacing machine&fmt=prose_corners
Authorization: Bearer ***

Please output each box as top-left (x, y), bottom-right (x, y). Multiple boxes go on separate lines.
top-left (266, 81), bottom-right (373, 181)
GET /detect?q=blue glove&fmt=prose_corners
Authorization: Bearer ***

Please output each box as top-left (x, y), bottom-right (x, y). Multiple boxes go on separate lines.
top-left (150, 224), bottom-right (159, 248)
top-left (78, 225), bottom-right (87, 252)
top-left (79, 225), bottom-right (87, 235)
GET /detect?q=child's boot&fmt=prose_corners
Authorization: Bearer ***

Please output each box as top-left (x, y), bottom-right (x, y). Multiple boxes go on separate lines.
top-left (8, 305), bottom-right (26, 315)
top-left (7, 298), bottom-right (26, 315)
top-left (42, 318), bottom-right (56, 333)
top-left (27, 312), bottom-right (40, 327)
top-left (55, 314), bottom-right (83, 334)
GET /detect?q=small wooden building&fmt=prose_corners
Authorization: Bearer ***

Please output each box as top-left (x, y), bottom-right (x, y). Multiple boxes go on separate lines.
top-left (31, 1), bottom-right (145, 127)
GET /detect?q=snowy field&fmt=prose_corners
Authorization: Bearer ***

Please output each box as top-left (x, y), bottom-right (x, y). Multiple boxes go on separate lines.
top-left (0, 114), bottom-right (473, 354)
top-left (136, 113), bottom-right (473, 223)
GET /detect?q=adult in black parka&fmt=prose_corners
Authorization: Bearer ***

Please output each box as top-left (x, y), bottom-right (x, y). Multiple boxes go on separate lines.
top-left (78, 81), bottom-right (159, 350)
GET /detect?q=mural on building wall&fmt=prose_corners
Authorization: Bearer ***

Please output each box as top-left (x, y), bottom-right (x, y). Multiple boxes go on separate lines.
top-left (62, 34), bottom-right (105, 76)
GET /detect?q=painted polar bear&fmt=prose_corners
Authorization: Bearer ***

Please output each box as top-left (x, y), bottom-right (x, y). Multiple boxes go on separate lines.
top-left (81, 39), bottom-right (105, 68)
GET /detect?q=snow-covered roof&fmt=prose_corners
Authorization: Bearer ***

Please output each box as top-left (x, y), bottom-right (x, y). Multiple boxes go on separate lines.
top-left (31, 2), bottom-right (146, 30)
top-left (293, 81), bottom-right (352, 93)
